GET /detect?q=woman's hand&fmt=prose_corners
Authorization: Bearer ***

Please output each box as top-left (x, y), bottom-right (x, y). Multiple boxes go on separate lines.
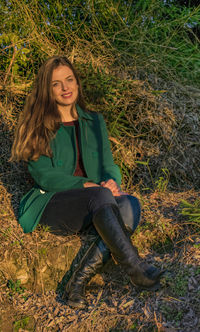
top-left (84, 182), bottom-right (100, 188)
top-left (100, 179), bottom-right (126, 196)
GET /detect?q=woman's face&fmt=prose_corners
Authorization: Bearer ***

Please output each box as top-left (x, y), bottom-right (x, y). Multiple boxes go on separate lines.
top-left (51, 65), bottom-right (79, 109)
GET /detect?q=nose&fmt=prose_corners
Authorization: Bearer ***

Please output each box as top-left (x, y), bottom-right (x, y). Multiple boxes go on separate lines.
top-left (61, 81), bottom-right (69, 91)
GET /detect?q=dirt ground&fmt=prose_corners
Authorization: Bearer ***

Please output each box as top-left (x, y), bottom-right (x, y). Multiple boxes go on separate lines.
top-left (0, 190), bottom-right (200, 332)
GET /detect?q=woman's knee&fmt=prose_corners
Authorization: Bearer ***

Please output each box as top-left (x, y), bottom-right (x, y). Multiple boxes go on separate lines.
top-left (88, 186), bottom-right (117, 213)
top-left (116, 195), bottom-right (141, 233)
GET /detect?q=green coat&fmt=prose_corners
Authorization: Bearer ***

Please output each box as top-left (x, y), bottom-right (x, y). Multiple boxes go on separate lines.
top-left (19, 105), bottom-right (121, 233)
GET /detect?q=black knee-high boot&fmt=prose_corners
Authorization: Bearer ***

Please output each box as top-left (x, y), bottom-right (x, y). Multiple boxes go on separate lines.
top-left (93, 204), bottom-right (163, 289)
top-left (65, 237), bottom-right (110, 309)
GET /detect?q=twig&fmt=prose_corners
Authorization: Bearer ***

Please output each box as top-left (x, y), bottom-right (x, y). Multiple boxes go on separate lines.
top-left (3, 46), bottom-right (17, 85)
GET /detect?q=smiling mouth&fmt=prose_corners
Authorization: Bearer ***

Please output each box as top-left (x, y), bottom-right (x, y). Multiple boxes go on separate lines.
top-left (61, 92), bottom-right (72, 98)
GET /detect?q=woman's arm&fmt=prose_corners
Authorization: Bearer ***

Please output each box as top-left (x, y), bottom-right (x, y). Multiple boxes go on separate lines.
top-left (84, 182), bottom-right (100, 188)
top-left (98, 114), bottom-right (122, 186)
top-left (28, 155), bottom-right (92, 192)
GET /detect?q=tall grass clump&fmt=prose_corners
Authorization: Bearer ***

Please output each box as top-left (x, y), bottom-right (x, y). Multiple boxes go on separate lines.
top-left (180, 199), bottom-right (200, 225)
top-left (1, 0), bottom-right (199, 86)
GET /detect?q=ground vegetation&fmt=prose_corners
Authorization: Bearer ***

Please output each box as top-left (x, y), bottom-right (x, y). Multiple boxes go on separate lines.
top-left (0, 0), bottom-right (200, 331)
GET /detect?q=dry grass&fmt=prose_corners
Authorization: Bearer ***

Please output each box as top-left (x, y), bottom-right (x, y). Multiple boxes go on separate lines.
top-left (1, 87), bottom-right (200, 331)
top-left (0, 186), bottom-right (199, 331)
top-left (1, 68), bottom-right (200, 193)
top-left (1, 107), bottom-right (200, 330)
top-left (1, 1), bottom-right (200, 190)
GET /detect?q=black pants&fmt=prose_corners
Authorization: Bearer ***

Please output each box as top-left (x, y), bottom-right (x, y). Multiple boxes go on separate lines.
top-left (39, 187), bottom-right (141, 235)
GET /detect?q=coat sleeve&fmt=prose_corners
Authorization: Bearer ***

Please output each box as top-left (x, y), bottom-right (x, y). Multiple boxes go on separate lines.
top-left (28, 156), bottom-right (91, 192)
top-left (98, 114), bottom-right (122, 186)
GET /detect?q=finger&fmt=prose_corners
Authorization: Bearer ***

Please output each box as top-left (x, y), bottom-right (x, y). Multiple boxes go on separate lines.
top-left (113, 192), bottom-right (121, 196)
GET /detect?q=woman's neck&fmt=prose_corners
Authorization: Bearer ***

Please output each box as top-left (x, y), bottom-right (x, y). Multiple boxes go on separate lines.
top-left (58, 104), bottom-right (78, 122)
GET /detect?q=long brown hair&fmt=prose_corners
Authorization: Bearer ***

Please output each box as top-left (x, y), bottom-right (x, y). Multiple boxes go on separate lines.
top-left (10, 55), bottom-right (86, 162)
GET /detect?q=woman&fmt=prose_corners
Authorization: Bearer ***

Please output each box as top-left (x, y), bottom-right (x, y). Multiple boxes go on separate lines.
top-left (10, 55), bottom-right (162, 309)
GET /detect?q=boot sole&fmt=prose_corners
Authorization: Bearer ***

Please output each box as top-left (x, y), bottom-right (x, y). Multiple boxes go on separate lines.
top-left (131, 270), bottom-right (166, 291)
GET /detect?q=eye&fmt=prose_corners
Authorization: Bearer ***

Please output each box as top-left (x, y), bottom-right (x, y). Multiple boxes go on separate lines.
top-left (67, 78), bottom-right (73, 82)
top-left (52, 81), bottom-right (62, 87)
